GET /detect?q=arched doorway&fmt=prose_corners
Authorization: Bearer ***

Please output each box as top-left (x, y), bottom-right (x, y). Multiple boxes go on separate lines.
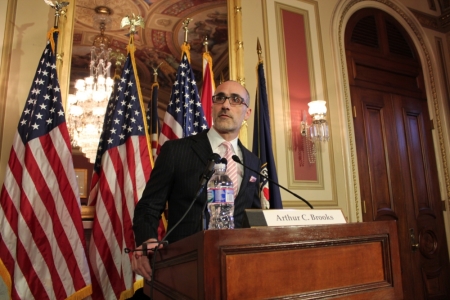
top-left (345, 8), bottom-right (450, 299)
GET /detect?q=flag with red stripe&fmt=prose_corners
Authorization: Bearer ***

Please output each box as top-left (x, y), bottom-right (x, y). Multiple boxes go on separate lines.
top-left (200, 51), bottom-right (215, 126)
top-left (157, 43), bottom-right (209, 153)
top-left (87, 36), bottom-right (153, 299)
top-left (0, 29), bottom-right (92, 300)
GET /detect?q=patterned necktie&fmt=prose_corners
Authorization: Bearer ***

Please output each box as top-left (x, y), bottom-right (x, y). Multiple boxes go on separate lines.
top-left (221, 141), bottom-right (238, 197)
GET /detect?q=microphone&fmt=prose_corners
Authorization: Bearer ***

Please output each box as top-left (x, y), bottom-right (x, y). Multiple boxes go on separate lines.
top-left (220, 157), bottom-right (227, 165)
top-left (197, 153), bottom-right (221, 189)
top-left (232, 155), bottom-right (314, 209)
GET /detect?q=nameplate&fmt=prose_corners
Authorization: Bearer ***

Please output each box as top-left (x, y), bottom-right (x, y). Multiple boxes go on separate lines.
top-left (243, 209), bottom-right (346, 228)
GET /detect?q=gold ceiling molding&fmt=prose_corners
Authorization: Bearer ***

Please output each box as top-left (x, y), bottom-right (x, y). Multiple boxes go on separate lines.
top-left (339, 0), bottom-right (450, 217)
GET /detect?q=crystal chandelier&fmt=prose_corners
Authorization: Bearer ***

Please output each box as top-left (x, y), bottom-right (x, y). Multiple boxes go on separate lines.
top-left (68, 7), bottom-right (116, 163)
top-left (301, 100), bottom-right (330, 142)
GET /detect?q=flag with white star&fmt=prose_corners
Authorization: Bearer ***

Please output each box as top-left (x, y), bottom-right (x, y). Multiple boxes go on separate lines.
top-left (0, 29), bottom-right (92, 299)
top-left (157, 45), bottom-right (209, 154)
top-left (87, 39), bottom-right (153, 299)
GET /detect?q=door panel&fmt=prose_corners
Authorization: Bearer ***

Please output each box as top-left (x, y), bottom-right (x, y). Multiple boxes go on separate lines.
top-left (394, 95), bottom-right (450, 298)
top-left (351, 88), bottom-right (402, 221)
top-left (351, 86), bottom-right (450, 299)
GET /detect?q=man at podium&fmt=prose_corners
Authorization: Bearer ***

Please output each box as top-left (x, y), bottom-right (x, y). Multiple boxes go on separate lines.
top-left (132, 80), bottom-right (262, 282)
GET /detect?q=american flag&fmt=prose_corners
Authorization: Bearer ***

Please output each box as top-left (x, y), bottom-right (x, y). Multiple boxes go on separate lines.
top-left (0, 29), bottom-right (92, 299)
top-left (200, 51), bottom-right (215, 127)
top-left (158, 46), bottom-right (209, 152)
top-left (87, 42), bottom-right (153, 299)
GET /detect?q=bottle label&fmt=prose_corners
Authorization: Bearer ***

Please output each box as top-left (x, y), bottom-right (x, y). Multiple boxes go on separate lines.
top-left (208, 188), bottom-right (234, 203)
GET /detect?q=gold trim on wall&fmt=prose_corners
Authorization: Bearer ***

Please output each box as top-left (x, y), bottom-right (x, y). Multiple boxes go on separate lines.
top-left (75, 168), bottom-right (88, 198)
top-left (228, 0), bottom-right (244, 85)
top-left (261, 0), bottom-right (277, 162)
top-left (0, 0), bottom-right (18, 162)
top-left (57, 0), bottom-right (75, 111)
top-left (81, 205), bottom-right (95, 219)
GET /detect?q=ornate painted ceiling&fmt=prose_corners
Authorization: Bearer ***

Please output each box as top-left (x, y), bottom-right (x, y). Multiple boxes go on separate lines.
top-left (70, 0), bottom-right (228, 112)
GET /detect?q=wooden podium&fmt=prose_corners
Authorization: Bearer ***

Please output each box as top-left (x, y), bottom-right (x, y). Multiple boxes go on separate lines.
top-left (144, 221), bottom-right (403, 299)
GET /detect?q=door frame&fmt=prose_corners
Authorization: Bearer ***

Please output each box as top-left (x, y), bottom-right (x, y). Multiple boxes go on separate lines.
top-left (331, 0), bottom-right (450, 251)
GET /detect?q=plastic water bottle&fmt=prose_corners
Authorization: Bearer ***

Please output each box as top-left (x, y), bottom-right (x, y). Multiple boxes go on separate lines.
top-left (207, 163), bottom-right (235, 229)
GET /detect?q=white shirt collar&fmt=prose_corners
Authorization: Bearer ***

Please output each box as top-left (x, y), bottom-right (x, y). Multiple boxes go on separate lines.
top-left (207, 127), bottom-right (239, 154)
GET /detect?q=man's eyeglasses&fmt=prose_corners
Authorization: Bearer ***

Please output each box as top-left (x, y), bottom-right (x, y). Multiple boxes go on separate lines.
top-left (212, 95), bottom-right (248, 107)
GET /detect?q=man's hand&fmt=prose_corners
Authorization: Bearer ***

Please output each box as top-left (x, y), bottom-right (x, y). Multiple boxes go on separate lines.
top-left (131, 238), bottom-right (164, 281)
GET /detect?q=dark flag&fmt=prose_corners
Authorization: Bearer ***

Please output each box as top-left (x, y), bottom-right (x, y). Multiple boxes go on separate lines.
top-left (150, 82), bottom-right (161, 157)
top-left (147, 81), bottom-right (167, 240)
top-left (0, 29), bottom-right (92, 299)
top-left (252, 58), bottom-right (283, 209)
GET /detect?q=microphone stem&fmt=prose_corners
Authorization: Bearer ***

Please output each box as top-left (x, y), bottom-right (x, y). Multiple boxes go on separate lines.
top-left (265, 174), bottom-right (313, 209)
top-left (234, 159), bottom-right (313, 209)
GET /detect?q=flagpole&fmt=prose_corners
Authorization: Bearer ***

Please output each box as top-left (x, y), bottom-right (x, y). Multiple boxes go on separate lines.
top-left (257, 37), bottom-right (263, 63)
top-left (181, 18), bottom-right (193, 62)
top-left (46, 1), bottom-right (69, 29)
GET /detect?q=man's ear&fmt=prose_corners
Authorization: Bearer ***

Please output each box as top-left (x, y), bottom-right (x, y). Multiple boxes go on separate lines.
top-left (244, 107), bottom-right (252, 121)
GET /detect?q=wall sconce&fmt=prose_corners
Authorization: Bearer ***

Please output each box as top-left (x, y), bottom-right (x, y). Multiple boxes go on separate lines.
top-left (301, 100), bottom-right (329, 142)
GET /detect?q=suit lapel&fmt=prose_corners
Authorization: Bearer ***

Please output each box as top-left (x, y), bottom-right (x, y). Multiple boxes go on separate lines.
top-left (237, 140), bottom-right (252, 199)
top-left (191, 130), bottom-right (213, 165)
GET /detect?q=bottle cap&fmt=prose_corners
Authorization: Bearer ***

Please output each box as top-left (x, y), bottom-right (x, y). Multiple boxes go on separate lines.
top-left (214, 163), bottom-right (226, 170)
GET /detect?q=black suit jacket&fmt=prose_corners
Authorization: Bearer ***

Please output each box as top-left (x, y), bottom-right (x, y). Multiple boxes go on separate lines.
top-left (133, 130), bottom-right (261, 245)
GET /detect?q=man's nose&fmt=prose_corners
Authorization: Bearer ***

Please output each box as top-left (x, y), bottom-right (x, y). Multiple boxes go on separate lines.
top-left (221, 97), bottom-right (232, 108)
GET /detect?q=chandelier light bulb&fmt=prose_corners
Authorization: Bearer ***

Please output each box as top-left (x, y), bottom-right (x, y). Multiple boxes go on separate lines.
top-left (75, 79), bottom-right (85, 90)
top-left (68, 94), bottom-right (78, 104)
top-left (92, 107), bottom-right (107, 116)
top-left (97, 74), bottom-right (106, 85)
top-left (69, 105), bottom-right (83, 117)
top-left (75, 90), bottom-right (88, 102)
top-left (84, 76), bottom-right (94, 85)
top-left (106, 77), bottom-right (114, 87)
top-left (93, 90), bottom-right (104, 102)
top-left (84, 123), bottom-right (98, 134)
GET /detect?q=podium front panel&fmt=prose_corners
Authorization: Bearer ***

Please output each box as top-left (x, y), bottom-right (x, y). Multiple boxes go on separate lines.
top-left (145, 221), bottom-right (403, 299)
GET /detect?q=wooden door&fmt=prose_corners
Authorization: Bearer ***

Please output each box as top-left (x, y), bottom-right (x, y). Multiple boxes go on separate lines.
top-left (346, 8), bottom-right (450, 299)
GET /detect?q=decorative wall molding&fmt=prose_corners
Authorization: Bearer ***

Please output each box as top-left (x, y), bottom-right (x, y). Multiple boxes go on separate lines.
top-left (410, 8), bottom-right (450, 33)
top-left (0, 0), bottom-right (17, 162)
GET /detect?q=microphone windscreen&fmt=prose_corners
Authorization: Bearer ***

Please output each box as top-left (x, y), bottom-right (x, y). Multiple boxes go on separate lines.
top-left (210, 153), bottom-right (221, 163)
top-left (231, 155), bottom-right (241, 163)
top-left (220, 157), bottom-right (227, 164)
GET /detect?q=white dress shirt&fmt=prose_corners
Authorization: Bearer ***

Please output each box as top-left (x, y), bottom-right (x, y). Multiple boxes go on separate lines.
top-left (207, 128), bottom-right (244, 193)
